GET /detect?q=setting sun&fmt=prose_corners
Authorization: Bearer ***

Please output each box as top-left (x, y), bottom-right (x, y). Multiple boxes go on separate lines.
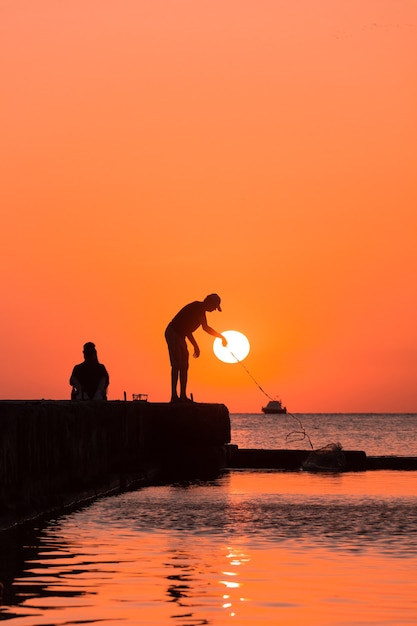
top-left (213, 331), bottom-right (250, 364)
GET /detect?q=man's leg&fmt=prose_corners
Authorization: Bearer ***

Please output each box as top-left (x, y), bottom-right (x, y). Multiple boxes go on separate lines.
top-left (179, 367), bottom-right (188, 401)
top-left (170, 367), bottom-right (179, 402)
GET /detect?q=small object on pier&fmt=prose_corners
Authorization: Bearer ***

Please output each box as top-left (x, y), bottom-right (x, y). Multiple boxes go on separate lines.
top-left (132, 393), bottom-right (148, 402)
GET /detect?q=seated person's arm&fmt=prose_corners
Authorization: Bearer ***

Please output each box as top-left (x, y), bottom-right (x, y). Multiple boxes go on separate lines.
top-left (70, 375), bottom-right (83, 399)
top-left (93, 376), bottom-right (108, 400)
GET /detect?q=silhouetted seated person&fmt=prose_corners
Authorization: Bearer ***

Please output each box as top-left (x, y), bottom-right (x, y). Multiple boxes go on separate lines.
top-left (165, 293), bottom-right (227, 403)
top-left (70, 342), bottom-right (109, 400)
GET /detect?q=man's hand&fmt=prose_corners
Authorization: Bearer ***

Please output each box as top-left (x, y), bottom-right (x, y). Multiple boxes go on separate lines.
top-left (221, 335), bottom-right (228, 347)
top-left (193, 346), bottom-right (201, 359)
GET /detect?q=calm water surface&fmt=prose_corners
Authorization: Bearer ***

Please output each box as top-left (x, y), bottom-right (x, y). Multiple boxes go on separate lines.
top-left (231, 412), bottom-right (417, 455)
top-left (1, 414), bottom-right (417, 625)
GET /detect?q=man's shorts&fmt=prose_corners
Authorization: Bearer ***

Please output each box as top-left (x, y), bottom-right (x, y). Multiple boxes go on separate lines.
top-left (165, 326), bottom-right (189, 370)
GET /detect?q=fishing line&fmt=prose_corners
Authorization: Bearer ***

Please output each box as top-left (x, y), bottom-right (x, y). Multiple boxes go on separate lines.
top-left (228, 348), bottom-right (275, 401)
top-left (227, 347), bottom-right (314, 449)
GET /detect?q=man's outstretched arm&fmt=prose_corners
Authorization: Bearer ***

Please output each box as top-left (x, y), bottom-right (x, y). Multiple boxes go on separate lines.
top-left (202, 323), bottom-right (227, 346)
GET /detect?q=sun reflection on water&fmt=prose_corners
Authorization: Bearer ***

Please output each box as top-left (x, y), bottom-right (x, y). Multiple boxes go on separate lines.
top-left (219, 548), bottom-right (251, 619)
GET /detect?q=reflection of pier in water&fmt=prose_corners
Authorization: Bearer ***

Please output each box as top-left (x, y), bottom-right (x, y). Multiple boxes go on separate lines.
top-left (166, 550), bottom-right (194, 605)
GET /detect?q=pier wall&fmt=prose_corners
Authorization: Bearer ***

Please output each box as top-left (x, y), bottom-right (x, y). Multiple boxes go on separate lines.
top-left (226, 447), bottom-right (368, 471)
top-left (0, 401), bottom-right (230, 530)
top-left (2, 401), bottom-right (416, 531)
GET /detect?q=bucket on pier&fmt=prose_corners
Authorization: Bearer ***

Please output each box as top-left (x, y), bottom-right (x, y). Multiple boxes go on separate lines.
top-left (132, 393), bottom-right (148, 402)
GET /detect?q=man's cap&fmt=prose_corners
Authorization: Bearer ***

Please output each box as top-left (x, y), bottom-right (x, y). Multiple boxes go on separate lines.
top-left (205, 293), bottom-right (222, 312)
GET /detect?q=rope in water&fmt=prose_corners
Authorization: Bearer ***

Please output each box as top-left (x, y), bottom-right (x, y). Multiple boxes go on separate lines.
top-left (228, 348), bottom-right (314, 449)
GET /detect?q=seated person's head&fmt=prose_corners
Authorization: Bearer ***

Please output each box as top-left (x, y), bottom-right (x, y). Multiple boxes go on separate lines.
top-left (83, 342), bottom-right (97, 360)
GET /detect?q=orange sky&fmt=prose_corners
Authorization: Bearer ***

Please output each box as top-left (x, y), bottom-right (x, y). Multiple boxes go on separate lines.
top-left (1, 0), bottom-right (416, 412)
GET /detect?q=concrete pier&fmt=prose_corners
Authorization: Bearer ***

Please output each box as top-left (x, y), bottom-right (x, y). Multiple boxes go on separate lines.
top-left (1, 401), bottom-right (417, 531)
top-left (226, 447), bottom-right (368, 471)
top-left (0, 400), bottom-right (230, 530)
top-left (226, 447), bottom-right (417, 471)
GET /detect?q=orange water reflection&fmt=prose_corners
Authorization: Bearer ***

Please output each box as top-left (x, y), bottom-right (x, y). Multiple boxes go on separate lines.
top-left (228, 467), bottom-right (417, 498)
top-left (1, 471), bottom-right (416, 625)
top-left (217, 542), bottom-right (417, 625)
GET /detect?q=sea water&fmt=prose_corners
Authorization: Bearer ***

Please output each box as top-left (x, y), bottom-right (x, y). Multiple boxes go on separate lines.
top-left (1, 414), bottom-right (417, 625)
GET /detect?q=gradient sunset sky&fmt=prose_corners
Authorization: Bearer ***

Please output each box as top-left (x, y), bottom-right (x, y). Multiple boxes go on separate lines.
top-left (2, 1), bottom-right (416, 412)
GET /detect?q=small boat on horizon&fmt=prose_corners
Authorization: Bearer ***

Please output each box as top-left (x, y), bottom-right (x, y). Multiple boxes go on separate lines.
top-left (262, 399), bottom-right (287, 414)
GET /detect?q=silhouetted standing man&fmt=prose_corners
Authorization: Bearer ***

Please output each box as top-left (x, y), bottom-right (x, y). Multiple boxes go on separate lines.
top-left (70, 342), bottom-right (109, 400)
top-left (165, 294), bottom-right (227, 402)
